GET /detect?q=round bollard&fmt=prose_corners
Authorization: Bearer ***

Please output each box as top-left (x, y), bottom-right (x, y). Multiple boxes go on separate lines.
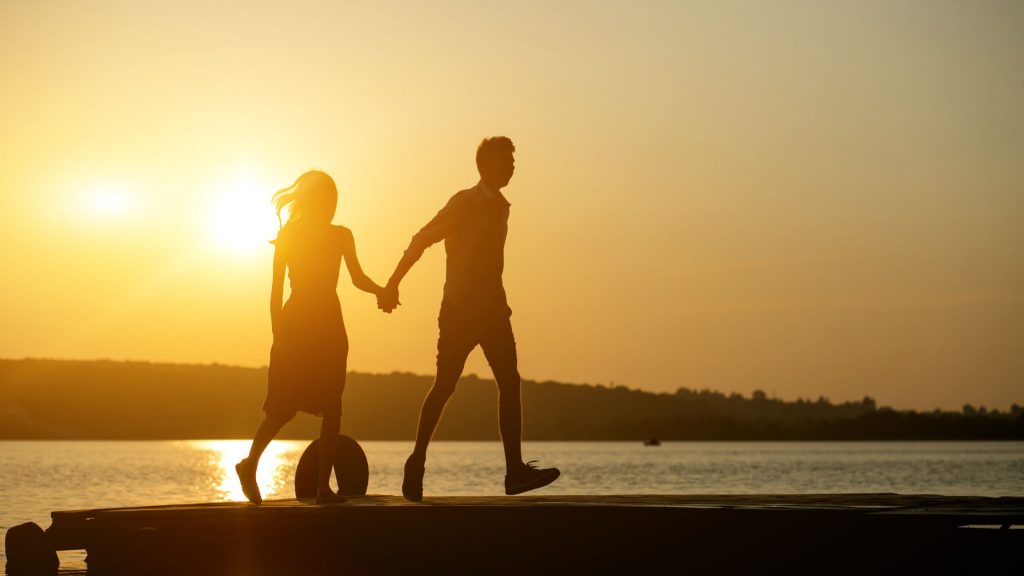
top-left (5, 522), bottom-right (58, 576)
top-left (294, 434), bottom-right (369, 498)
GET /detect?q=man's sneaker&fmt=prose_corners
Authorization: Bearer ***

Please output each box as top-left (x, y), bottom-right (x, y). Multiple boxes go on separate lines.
top-left (402, 454), bottom-right (425, 502)
top-left (505, 461), bottom-right (560, 495)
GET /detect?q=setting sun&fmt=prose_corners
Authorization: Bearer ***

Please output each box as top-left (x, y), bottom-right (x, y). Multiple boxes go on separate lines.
top-left (82, 185), bottom-right (131, 217)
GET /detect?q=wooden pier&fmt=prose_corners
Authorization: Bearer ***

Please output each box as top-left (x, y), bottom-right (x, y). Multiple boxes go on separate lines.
top-left (10, 494), bottom-right (1024, 575)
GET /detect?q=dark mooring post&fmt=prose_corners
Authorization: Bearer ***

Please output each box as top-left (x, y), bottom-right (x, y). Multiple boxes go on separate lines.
top-left (5, 522), bottom-right (58, 576)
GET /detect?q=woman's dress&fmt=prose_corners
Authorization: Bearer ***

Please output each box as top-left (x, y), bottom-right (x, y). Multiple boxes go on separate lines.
top-left (263, 224), bottom-right (348, 417)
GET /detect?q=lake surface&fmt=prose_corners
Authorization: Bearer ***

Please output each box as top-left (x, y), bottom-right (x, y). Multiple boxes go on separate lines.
top-left (2, 440), bottom-right (1023, 570)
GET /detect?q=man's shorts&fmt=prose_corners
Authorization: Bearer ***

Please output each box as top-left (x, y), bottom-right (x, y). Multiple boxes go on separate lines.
top-left (436, 301), bottom-right (518, 379)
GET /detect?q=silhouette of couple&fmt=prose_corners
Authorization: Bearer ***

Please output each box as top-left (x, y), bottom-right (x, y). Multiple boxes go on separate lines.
top-left (236, 137), bottom-right (560, 504)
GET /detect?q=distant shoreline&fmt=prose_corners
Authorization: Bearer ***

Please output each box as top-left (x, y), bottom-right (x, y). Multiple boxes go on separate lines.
top-left (2, 358), bottom-right (1022, 441)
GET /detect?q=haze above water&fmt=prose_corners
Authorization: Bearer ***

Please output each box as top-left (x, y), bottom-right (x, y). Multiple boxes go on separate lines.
top-left (1, 440), bottom-right (1022, 569)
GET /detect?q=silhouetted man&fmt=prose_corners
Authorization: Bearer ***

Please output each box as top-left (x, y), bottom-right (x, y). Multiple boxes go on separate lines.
top-left (378, 136), bottom-right (560, 501)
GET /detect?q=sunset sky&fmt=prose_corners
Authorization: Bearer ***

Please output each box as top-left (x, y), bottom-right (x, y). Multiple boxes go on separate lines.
top-left (1, 0), bottom-right (1021, 410)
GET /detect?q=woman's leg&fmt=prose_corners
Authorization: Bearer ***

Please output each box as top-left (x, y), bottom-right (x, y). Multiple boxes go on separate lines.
top-left (317, 405), bottom-right (341, 494)
top-left (237, 410), bottom-right (292, 504)
top-left (247, 410), bottom-right (292, 463)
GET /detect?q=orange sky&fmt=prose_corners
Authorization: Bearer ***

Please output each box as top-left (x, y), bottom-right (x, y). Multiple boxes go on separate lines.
top-left (1, 1), bottom-right (1021, 410)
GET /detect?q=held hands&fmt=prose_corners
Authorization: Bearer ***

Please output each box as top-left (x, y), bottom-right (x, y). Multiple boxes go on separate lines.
top-left (377, 284), bottom-right (401, 314)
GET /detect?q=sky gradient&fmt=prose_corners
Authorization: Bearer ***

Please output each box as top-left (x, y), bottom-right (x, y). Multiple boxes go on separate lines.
top-left (1, 0), bottom-right (1022, 410)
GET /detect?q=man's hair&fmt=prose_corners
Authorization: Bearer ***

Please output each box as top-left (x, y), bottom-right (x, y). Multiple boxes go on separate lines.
top-left (476, 136), bottom-right (515, 172)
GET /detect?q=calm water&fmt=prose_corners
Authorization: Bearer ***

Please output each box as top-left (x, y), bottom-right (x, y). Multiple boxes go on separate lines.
top-left (2, 440), bottom-right (1023, 569)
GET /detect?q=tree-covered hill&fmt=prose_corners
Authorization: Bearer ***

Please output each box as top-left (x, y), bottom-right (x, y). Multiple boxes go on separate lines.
top-left (1, 359), bottom-right (1020, 440)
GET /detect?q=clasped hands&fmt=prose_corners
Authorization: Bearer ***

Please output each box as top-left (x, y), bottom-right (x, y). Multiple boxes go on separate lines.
top-left (377, 284), bottom-right (400, 313)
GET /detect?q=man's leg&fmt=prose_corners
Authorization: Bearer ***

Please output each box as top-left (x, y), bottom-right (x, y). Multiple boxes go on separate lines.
top-left (480, 317), bottom-right (523, 474)
top-left (410, 354), bottom-right (469, 461)
top-left (403, 306), bottom-right (475, 501)
top-left (482, 315), bottom-right (560, 495)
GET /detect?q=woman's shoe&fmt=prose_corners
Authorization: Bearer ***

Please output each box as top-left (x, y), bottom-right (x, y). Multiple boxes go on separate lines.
top-left (235, 458), bottom-right (262, 505)
top-left (402, 454), bottom-right (425, 502)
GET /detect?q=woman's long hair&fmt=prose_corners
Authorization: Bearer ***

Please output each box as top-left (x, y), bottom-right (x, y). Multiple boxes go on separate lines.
top-left (272, 170), bottom-right (338, 229)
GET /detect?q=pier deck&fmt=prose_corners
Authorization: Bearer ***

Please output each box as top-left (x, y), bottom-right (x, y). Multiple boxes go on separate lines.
top-left (34, 495), bottom-right (1024, 575)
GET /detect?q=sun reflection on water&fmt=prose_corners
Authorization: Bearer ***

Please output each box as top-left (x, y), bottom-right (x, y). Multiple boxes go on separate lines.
top-left (194, 440), bottom-right (297, 502)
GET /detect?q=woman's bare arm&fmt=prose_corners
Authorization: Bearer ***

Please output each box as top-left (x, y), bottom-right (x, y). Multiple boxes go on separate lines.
top-left (270, 239), bottom-right (287, 339)
top-left (341, 227), bottom-right (384, 296)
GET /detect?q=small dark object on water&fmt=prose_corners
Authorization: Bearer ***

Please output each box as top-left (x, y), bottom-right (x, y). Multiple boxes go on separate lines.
top-left (644, 438), bottom-right (661, 446)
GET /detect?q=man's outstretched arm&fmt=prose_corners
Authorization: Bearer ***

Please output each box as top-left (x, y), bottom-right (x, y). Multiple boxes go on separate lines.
top-left (378, 195), bottom-right (460, 312)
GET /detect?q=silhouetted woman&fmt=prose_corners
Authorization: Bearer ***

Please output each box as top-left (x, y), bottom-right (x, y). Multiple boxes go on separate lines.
top-left (236, 170), bottom-right (383, 504)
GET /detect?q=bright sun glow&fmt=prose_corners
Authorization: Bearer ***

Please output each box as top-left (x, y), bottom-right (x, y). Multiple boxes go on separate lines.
top-left (207, 170), bottom-right (280, 255)
top-left (198, 439), bottom-right (296, 502)
top-left (82, 185), bottom-right (131, 217)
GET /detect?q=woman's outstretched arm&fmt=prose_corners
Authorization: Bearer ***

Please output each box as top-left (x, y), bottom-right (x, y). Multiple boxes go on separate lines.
top-left (341, 227), bottom-right (384, 296)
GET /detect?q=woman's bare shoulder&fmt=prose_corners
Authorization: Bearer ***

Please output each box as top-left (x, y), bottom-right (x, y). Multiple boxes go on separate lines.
top-left (331, 224), bottom-right (355, 244)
